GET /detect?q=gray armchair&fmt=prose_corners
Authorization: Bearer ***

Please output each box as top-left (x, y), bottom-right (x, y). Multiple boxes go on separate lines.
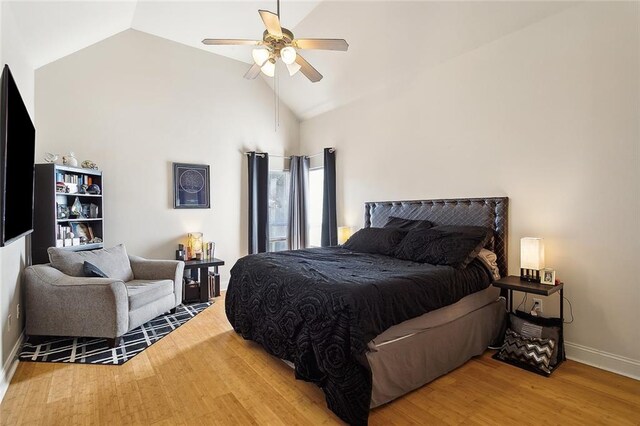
top-left (24, 245), bottom-right (184, 348)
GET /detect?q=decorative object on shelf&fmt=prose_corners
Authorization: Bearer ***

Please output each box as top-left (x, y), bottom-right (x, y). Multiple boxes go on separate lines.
top-left (187, 232), bottom-right (204, 260)
top-left (44, 152), bottom-right (58, 163)
top-left (87, 184), bottom-right (101, 195)
top-left (81, 204), bottom-right (91, 218)
top-left (56, 204), bottom-right (69, 219)
top-left (205, 242), bottom-right (215, 259)
top-left (78, 184), bottom-right (88, 194)
top-left (540, 268), bottom-right (556, 285)
top-left (176, 243), bottom-right (186, 261)
top-left (70, 197), bottom-right (84, 218)
top-left (56, 181), bottom-right (68, 193)
top-left (173, 163), bottom-right (210, 209)
top-left (62, 152), bottom-right (78, 167)
top-left (71, 222), bottom-right (94, 242)
top-left (520, 237), bottom-right (545, 282)
top-left (89, 203), bottom-right (99, 218)
top-left (81, 160), bottom-right (98, 170)
top-left (337, 226), bottom-right (354, 245)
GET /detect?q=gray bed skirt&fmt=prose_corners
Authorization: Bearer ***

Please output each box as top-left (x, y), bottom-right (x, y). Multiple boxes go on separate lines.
top-left (367, 298), bottom-right (506, 408)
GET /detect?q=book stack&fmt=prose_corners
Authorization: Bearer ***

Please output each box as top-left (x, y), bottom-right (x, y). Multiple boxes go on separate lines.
top-left (55, 172), bottom-right (94, 193)
top-left (56, 225), bottom-right (79, 247)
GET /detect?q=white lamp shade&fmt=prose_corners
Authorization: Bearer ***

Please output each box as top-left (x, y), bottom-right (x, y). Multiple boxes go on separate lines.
top-left (280, 46), bottom-right (297, 65)
top-left (286, 62), bottom-right (301, 76)
top-left (338, 226), bottom-right (354, 245)
top-left (261, 60), bottom-right (275, 77)
top-left (520, 237), bottom-right (545, 270)
top-left (252, 48), bottom-right (270, 66)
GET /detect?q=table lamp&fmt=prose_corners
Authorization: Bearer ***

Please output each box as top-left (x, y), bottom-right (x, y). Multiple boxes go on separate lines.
top-left (520, 237), bottom-right (545, 282)
top-left (338, 226), bottom-right (354, 245)
top-left (188, 232), bottom-right (204, 260)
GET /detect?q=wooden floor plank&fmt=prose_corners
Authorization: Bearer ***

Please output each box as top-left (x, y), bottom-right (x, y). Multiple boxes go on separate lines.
top-left (1, 293), bottom-right (638, 425)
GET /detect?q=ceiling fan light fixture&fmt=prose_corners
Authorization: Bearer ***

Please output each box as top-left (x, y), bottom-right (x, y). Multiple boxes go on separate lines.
top-left (202, 1), bottom-right (348, 83)
top-left (286, 62), bottom-right (301, 76)
top-left (261, 59), bottom-right (276, 77)
top-left (280, 46), bottom-right (297, 65)
top-left (252, 48), bottom-right (270, 66)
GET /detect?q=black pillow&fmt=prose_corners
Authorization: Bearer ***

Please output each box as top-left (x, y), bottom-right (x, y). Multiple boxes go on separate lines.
top-left (394, 225), bottom-right (492, 268)
top-left (433, 225), bottom-right (495, 251)
top-left (384, 216), bottom-right (433, 231)
top-left (510, 312), bottom-right (561, 367)
top-left (496, 329), bottom-right (556, 375)
top-left (343, 227), bottom-right (407, 256)
top-left (83, 261), bottom-right (109, 278)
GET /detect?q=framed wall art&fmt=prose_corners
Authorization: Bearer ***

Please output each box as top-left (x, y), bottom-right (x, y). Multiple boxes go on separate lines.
top-left (173, 162), bottom-right (210, 209)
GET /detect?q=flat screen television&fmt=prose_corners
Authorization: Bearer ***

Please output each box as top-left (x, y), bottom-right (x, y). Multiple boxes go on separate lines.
top-left (0, 64), bottom-right (36, 246)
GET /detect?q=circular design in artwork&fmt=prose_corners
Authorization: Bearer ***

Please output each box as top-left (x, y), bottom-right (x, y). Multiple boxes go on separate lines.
top-left (179, 170), bottom-right (205, 194)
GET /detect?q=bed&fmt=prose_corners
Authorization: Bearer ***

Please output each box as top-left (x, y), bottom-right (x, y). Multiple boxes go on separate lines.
top-left (226, 197), bottom-right (508, 425)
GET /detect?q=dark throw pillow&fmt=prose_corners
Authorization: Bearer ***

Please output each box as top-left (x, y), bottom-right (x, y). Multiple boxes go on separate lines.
top-left (496, 329), bottom-right (556, 375)
top-left (83, 261), bottom-right (109, 278)
top-left (343, 227), bottom-right (407, 256)
top-left (510, 312), bottom-right (561, 367)
top-left (383, 216), bottom-right (433, 231)
top-left (394, 225), bottom-right (492, 268)
top-left (432, 225), bottom-right (495, 251)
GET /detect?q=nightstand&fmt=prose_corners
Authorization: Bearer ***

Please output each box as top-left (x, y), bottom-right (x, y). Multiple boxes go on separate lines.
top-left (183, 258), bottom-right (225, 303)
top-left (492, 275), bottom-right (566, 373)
top-left (492, 275), bottom-right (564, 316)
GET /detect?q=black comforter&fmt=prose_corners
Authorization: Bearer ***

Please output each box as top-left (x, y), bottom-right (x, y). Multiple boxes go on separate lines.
top-left (225, 247), bottom-right (492, 425)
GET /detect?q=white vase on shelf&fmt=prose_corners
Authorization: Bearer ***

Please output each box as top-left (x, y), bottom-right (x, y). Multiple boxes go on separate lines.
top-left (62, 152), bottom-right (78, 167)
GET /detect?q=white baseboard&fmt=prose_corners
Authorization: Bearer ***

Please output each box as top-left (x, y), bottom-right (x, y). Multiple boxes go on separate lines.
top-left (565, 341), bottom-right (640, 380)
top-left (0, 332), bottom-right (24, 403)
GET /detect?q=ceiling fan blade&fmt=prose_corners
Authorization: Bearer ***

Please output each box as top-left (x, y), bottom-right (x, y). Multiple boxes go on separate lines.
top-left (244, 63), bottom-right (262, 80)
top-left (295, 54), bottom-right (323, 83)
top-left (258, 10), bottom-right (283, 38)
top-left (294, 39), bottom-right (349, 51)
top-left (202, 39), bottom-right (261, 46)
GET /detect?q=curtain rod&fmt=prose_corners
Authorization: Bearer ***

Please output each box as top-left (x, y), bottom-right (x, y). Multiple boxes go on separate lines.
top-left (244, 148), bottom-right (335, 159)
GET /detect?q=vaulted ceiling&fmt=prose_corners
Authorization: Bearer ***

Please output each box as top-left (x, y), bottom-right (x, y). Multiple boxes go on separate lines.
top-left (3, 1), bottom-right (576, 120)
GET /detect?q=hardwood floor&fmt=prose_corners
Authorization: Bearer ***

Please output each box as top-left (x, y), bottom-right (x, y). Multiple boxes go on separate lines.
top-left (2, 294), bottom-right (639, 425)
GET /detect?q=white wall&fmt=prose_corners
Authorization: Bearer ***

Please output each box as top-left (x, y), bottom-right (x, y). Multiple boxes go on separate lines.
top-left (300, 2), bottom-right (640, 377)
top-left (35, 29), bottom-right (299, 285)
top-left (0, 1), bottom-right (35, 397)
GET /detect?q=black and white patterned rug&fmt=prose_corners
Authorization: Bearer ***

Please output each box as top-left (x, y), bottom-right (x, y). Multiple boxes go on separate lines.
top-left (19, 302), bottom-right (211, 365)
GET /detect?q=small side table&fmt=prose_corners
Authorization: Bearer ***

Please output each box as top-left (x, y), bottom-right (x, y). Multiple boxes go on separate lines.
top-left (183, 258), bottom-right (225, 303)
top-left (492, 275), bottom-right (566, 372)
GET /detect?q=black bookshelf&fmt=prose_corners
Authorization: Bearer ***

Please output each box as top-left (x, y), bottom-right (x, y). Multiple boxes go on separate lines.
top-left (32, 164), bottom-right (104, 264)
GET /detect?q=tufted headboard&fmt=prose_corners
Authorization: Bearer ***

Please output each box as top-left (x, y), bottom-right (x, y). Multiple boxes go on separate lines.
top-left (364, 197), bottom-right (509, 277)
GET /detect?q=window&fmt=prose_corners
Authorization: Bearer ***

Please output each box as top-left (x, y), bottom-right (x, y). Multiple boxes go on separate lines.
top-left (307, 168), bottom-right (324, 247)
top-left (268, 170), bottom-right (290, 252)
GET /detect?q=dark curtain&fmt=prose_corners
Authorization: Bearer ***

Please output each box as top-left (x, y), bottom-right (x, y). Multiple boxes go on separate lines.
top-left (248, 152), bottom-right (269, 254)
top-left (321, 148), bottom-right (337, 247)
top-left (287, 156), bottom-right (310, 250)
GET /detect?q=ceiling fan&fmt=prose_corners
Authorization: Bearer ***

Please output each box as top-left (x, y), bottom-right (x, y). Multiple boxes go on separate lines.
top-left (201, 0), bottom-right (348, 83)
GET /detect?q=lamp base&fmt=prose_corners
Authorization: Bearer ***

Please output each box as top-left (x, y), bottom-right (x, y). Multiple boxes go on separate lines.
top-left (520, 268), bottom-right (541, 283)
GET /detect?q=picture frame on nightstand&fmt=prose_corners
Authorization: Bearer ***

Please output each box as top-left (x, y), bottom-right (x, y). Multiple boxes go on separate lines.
top-left (540, 268), bottom-right (556, 285)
